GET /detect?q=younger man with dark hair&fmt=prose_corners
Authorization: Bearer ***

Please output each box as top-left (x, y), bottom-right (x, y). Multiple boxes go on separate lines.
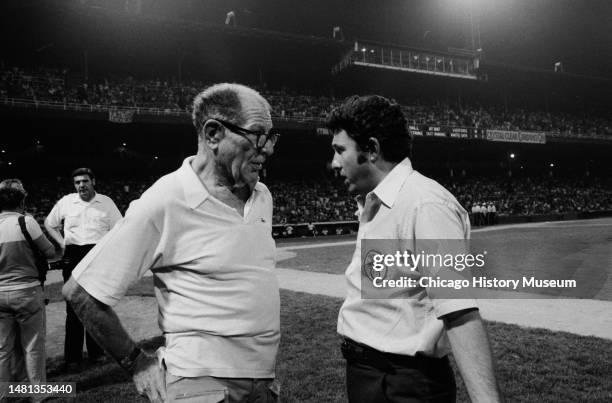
top-left (328, 95), bottom-right (502, 403)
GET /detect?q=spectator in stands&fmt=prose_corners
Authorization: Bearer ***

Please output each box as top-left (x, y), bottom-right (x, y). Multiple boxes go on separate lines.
top-left (0, 179), bottom-right (56, 385)
top-left (3, 65), bottom-right (612, 137)
top-left (10, 173), bottom-right (612, 234)
top-left (328, 95), bottom-right (502, 402)
top-left (44, 168), bottom-right (122, 371)
top-left (62, 83), bottom-right (281, 402)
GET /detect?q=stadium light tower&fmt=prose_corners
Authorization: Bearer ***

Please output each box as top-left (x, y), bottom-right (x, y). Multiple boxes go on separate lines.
top-left (457, 0), bottom-right (482, 51)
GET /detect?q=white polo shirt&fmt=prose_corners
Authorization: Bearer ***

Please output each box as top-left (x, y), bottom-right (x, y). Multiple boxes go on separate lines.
top-left (338, 158), bottom-right (478, 358)
top-left (72, 157), bottom-right (279, 378)
top-left (46, 192), bottom-right (122, 246)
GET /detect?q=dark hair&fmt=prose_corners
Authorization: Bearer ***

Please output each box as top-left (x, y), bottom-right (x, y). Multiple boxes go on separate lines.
top-left (326, 95), bottom-right (411, 162)
top-left (191, 83), bottom-right (269, 134)
top-left (71, 167), bottom-right (95, 181)
top-left (0, 179), bottom-right (27, 210)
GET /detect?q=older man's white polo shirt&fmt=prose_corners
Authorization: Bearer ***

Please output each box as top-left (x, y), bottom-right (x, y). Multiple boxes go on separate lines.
top-left (72, 157), bottom-right (279, 378)
top-left (46, 193), bottom-right (121, 245)
top-left (338, 158), bottom-right (478, 358)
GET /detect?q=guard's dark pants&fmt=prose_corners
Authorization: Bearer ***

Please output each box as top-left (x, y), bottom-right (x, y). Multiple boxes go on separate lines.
top-left (62, 244), bottom-right (104, 364)
top-left (342, 338), bottom-right (456, 403)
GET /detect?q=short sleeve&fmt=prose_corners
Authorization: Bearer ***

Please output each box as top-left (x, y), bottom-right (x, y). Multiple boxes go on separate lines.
top-left (24, 215), bottom-right (44, 239)
top-left (72, 199), bottom-right (162, 306)
top-left (414, 202), bottom-right (467, 240)
top-left (414, 202), bottom-right (478, 317)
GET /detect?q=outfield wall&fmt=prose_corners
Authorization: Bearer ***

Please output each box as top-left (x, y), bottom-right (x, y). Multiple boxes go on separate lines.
top-left (272, 210), bottom-right (612, 238)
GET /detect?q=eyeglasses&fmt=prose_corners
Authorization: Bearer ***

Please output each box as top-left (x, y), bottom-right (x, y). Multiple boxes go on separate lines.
top-left (213, 119), bottom-right (280, 152)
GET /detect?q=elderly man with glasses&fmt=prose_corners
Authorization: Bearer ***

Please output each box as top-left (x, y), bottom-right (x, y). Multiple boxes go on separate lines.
top-left (63, 83), bottom-right (281, 402)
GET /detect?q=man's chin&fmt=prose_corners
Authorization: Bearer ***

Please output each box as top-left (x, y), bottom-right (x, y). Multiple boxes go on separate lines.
top-left (239, 172), bottom-right (260, 187)
top-left (346, 183), bottom-right (359, 196)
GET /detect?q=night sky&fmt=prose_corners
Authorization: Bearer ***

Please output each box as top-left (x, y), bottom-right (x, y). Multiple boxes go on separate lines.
top-left (1, 0), bottom-right (611, 79)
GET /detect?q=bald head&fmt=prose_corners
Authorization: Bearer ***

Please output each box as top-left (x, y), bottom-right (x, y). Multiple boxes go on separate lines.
top-left (191, 83), bottom-right (272, 135)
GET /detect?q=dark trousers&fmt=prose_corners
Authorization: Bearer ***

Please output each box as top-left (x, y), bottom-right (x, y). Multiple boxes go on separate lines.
top-left (62, 244), bottom-right (104, 363)
top-left (342, 339), bottom-right (456, 403)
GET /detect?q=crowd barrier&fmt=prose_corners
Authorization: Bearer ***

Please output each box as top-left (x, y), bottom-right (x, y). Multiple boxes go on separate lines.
top-left (272, 211), bottom-right (612, 238)
top-left (3, 97), bottom-right (612, 141)
top-left (497, 210), bottom-right (612, 225)
top-left (272, 221), bottom-right (358, 238)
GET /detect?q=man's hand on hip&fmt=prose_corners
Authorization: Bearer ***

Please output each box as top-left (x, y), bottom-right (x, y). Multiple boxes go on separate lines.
top-left (132, 352), bottom-right (167, 402)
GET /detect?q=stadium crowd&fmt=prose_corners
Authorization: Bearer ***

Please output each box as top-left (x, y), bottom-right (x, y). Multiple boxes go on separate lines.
top-left (443, 176), bottom-right (612, 216)
top-left (18, 175), bottom-right (612, 231)
top-left (2, 65), bottom-right (612, 136)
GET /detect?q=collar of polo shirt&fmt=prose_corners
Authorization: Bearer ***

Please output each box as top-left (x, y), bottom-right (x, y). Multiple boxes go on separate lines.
top-left (366, 158), bottom-right (414, 209)
top-left (178, 157), bottom-right (264, 210)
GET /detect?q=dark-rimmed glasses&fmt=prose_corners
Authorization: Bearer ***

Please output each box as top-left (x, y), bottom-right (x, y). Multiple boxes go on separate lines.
top-left (213, 119), bottom-right (280, 152)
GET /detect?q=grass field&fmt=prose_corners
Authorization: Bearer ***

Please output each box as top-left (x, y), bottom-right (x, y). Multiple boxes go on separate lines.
top-left (277, 220), bottom-right (612, 300)
top-left (26, 219), bottom-right (612, 401)
top-left (37, 287), bottom-right (612, 402)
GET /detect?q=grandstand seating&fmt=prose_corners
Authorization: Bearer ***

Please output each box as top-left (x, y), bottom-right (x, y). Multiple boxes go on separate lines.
top-left (3, 65), bottom-right (612, 235)
top-left (22, 175), bottom-right (612, 230)
top-left (2, 66), bottom-right (611, 137)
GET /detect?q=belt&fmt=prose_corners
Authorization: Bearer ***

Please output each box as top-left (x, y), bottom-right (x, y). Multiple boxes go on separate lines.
top-left (65, 244), bottom-right (96, 250)
top-left (61, 244), bottom-right (96, 271)
top-left (341, 338), bottom-right (448, 374)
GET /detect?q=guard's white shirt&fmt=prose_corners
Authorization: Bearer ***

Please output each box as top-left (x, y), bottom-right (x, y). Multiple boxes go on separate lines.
top-left (338, 158), bottom-right (478, 357)
top-left (73, 157), bottom-right (279, 378)
top-left (46, 193), bottom-right (122, 245)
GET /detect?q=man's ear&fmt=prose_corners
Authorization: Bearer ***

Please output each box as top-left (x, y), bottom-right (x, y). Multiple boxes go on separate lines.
top-left (91, 178), bottom-right (96, 187)
top-left (200, 120), bottom-right (224, 150)
top-left (367, 137), bottom-right (381, 162)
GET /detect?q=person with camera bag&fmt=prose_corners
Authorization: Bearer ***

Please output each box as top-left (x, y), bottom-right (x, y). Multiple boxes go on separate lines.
top-left (0, 179), bottom-right (56, 384)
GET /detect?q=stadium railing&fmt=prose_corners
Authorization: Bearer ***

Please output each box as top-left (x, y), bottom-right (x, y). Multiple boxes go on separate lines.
top-left (1, 97), bottom-right (328, 122)
top-left (2, 97), bottom-right (611, 140)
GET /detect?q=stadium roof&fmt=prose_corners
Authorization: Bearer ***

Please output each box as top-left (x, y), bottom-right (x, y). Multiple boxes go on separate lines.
top-left (2, 0), bottom-right (611, 84)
